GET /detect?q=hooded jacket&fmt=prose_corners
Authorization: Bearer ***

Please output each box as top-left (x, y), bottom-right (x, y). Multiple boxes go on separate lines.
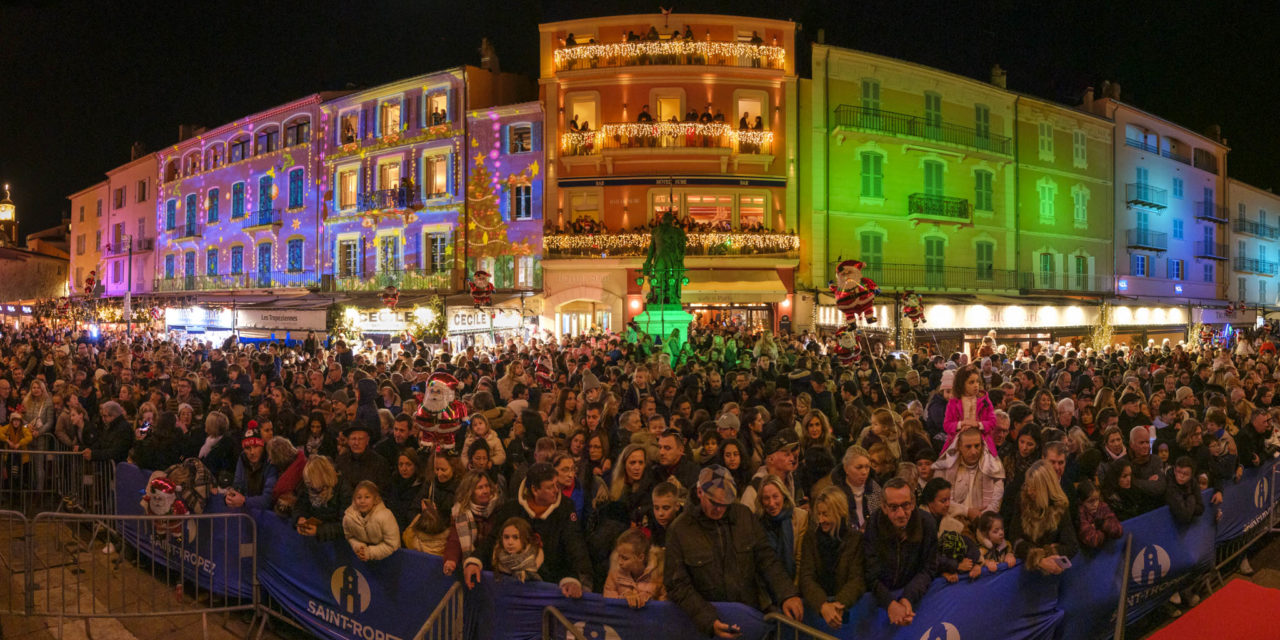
top-left (342, 501), bottom-right (402, 560)
top-left (602, 546), bottom-right (666, 602)
top-left (353, 379), bottom-right (381, 434)
top-left (466, 479), bottom-right (594, 592)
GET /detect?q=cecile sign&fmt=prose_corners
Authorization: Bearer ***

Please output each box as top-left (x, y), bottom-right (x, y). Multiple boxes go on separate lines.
top-left (447, 308), bottom-right (521, 333)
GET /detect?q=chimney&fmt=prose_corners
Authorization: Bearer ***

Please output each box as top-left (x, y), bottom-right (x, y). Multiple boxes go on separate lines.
top-left (817, 28), bottom-right (826, 45)
top-left (479, 37), bottom-right (500, 73)
top-left (1082, 87), bottom-right (1094, 110)
top-left (1107, 81), bottom-right (1121, 100)
top-left (177, 124), bottom-right (204, 142)
top-left (1205, 124), bottom-right (1222, 142)
top-left (130, 141), bottom-right (147, 161)
top-left (990, 64), bottom-right (1007, 89)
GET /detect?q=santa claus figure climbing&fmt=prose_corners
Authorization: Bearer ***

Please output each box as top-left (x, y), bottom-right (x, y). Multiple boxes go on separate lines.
top-left (831, 259), bottom-right (880, 327)
top-left (833, 327), bottom-right (863, 367)
top-left (469, 270), bottom-right (495, 307)
top-left (901, 291), bottom-right (926, 326)
top-left (413, 371), bottom-right (469, 453)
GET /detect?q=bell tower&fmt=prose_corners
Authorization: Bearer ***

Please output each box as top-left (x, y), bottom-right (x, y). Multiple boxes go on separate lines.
top-left (0, 184), bottom-right (16, 247)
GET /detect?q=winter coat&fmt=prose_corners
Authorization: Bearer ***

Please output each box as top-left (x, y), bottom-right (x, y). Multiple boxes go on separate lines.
top-left (231, 455), bottom-right (279, 510)
top-left (943, 393), bottom-right (999, 456)
top-left (827, 465), bottom-right (880, 532)
top-left (272, 451), bottom-right (307, 503)
top-left (1166, 474), bottom-right (1206, 525)
top-left (1077, 500), bottom-right (1123, 548)
top-left (466, 479), bottom-right (594, 591)
top-left (664, 502), bottom-right (800, 636)
top-left (353, 379), bottom-right (381, 434)
top-left (342, 501), bottom-right (402, 561)
top-left (602, 546), bottom-right (666, 602)
top-left (462, 429), bottom-right (507, 466)
top-left (798, 525), bottom-right (865, 609)
top-left (335, 449), bottom-right (392, 496)
top-left (861, 507), bottom-right (937, 607)
top-left (88, 414), bottom-right (134, 462)
top-left (0, 423), bottom-right (33, 464)
top-left (290, 482), bottom-right (352, 542)
top-left (402, 516), bottom-right (449, 556)
top-left (931, 442), bottom-right (1005, 518)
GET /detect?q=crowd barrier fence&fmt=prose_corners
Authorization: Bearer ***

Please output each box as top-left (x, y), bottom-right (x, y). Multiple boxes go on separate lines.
top-left (0, 444), bottom-right (117, 520)
top-left (7, 460), bottom-right (1280, 640)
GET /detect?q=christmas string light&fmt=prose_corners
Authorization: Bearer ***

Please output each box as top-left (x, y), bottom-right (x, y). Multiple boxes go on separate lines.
top-left (553, 40), bottom-right (785, 70)
top-left (561, 122), bottom-right (774, 153)
top-left (545, 231), bottom-right (798, 256)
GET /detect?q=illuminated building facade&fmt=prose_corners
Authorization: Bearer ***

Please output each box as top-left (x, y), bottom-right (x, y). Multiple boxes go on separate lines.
top-left (68, 181), bottom-right (107, 296)
top-left (154, 93), bottom-right (341, 295)
top-left (102, 150), bottom-right (158, 297)
top-left (538, 13), bottom-right (799, 335)
top-left (1228, 178), bottom-right (1280, 310)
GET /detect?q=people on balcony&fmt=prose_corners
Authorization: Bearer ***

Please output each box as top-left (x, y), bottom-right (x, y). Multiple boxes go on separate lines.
top-left (637, 105), bottom-right (653, 123)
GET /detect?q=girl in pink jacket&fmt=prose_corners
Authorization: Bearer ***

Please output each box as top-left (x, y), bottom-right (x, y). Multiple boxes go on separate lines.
top-left (943, 367), bottom-right (999, 456)
top-left (603, 528), bottom-right (665, 608)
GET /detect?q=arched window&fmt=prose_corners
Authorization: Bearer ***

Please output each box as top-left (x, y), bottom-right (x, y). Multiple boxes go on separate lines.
top-left (285, 117), bottom-right (311, 146)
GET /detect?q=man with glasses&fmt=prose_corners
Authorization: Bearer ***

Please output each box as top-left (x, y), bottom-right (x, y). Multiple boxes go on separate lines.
top-left (665, 466), bottom-right (803, 637)
top-left (863, 477), bottom-right (937, 627)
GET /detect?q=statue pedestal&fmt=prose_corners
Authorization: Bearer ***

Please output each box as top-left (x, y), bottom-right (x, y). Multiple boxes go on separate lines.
top-left (633, 303), bottom-right (694, 363)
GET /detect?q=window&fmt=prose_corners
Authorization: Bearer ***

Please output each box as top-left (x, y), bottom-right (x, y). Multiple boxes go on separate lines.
top-left (565, 95), bottom-right (597, 132)
top-left (739, 195), bottom-right (765, 228)
top-left (975, 241), bottom-right (993, 280)
top-left (1172, 178), bottom-right (1184, 199)
top-left (924, 238), bottom-right (945, 286)
top-left (137, 218), bottom-right (146, 240)
top-left (860, 79), bottom-right (880, 111)
top-left (1039, 253), bottom-right (1055, 287)
top-left (338, 169), bottom-right (358, 209)
top-left (380, 100), bottom-right (402, 136)
top-left (508, 124), bottom-right (532, 154)
top-left (923, 92), bottom-right (942, 136)
top-left (136, 179), bottom-right (147, 202)
top-left (165, 254), bottom-right (175, 279)
top-left (339, 112), bottom-right (360, 144)
top-left (76, 235), bottom-right (85, 255)
top-left (285, 118), bottom-right (310, 146)
top-left (232, 183), bottom-right (246, 217)
top-left (111, 260), bottom-right (122, 284)
top-left (859, 152), bottom-right (883, 198)
top-left (206, 248), bottom-right (218, 275)
top-left (112, 223), bottom-right (123, 248)
top-left (1194, 148), bottom-right (1218, 174)
top-left (517, 256), bottom-right (535, 288)
top-left (207, 188), bottom-right (220, 223)
top-left (860, 232), bottom-right (883, 280)
top-left (255, 128), bottom-right (279, 155)
top-left (1204, 186), bottom-right (1216, 211)
top-left (426, 232), bottom-right (449, 273)
top-left (1239, 277), bottom-right (1247, 302)
top-left (113, 187), bottom-right (125, 209)
top-left (512, 184), bottom-right (533, 220)
top-left (1262, 281), bottom-right (1269, 305)
top-left (1132, 254), bottom-right (1148, 276)
top-left (230, 246), bottom-right (243, 274)
top-left (259, 175), bottom-right (274, 212)
top-left (184, 194), bottom-right (198, 234)
top-left (1072, 130), bottom-right (1087, 168)
top-left (95, 229), bottom-right (101, 251)
top-left (974, 105), bottom-right (991, 143)
top-left (165, 199), bottom-right (176, 230)
top-left (378, 161), bottom-right (401, 190)
top-left (257, 243), bottom-right (273, 282)
top-left (1172, 219), bottom-right (1183, 240)
top-left (426, 93), bottom-right (449, 125)
top-left (378, 235), bottom-right (400, 272)
top-left (736, 95), bottom-right (764, 129)
top-left (1074, 256), bottom-right (1089, 289)
top-left (78, 206), bottom-right (84, 222)
top-left (76, 268), bottom-right (82, 287)
top-left (228, 137), bottom-right (250, 162)
top-left (1038, 122), bottom-right (1054, 161)
top-left (338, 239), bottom-right (360, 277)
top-left (1072, 185), bottom-right (1089, 228)
top-left (1037, 178), bottom-right (1057, 224)
top-left (287, 239), bottom-right (303, 272)
top-left (1168, 258), bottom-right (1184, 280)
top-left (288, 169), bottom-right (305, 209)
top-left (184, 251), bottom-right (196, 278)
top-left (424, 154), bottom-right (449, 198)
top-left (1240, 202), bottom-right (1247, 218)
top-left (974, 171), bottom-right (993, 211)
top-left (923, 161), bottom-right (943, 196)
top-left (96, 199), bottom-right (102, 217)
top-left (681, 194), bottom-right (732, 227)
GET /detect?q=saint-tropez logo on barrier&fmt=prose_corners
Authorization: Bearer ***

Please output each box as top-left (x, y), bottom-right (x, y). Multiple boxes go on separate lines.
top-left (919, 622), bottom-right (961, 640)
top-left (305, 565), bottom-right (403, 640)
top-left (1131, 545), bottom-right (1171, 587)
top-left (1255, 476), bottom-right (1270, 510)
top-left (569, 621), bottom-right (622, 640)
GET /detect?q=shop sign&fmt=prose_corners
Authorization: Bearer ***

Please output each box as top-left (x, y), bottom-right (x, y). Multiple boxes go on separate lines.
top-left (359, 309), bottom-right (411, 333)
top-left (237, 308), bottom-right (327, 332)
top-left (165, 307), bottom-right (234, 330)
top-left (447, 308), bottom-right (522, 333)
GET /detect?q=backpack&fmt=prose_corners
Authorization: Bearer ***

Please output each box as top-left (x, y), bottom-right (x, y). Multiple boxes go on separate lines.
top-left (161, 457), bottom-right (214, 514)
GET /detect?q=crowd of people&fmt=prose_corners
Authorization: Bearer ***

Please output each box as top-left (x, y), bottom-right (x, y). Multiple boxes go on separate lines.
top-left (2, 318), bottom-right (1276, 636)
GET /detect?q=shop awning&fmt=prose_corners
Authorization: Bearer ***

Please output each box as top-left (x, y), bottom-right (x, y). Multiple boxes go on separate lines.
top-left (683, 270), bottom-right (787, 304)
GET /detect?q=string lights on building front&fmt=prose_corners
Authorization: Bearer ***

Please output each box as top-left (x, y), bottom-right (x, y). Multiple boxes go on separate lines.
top-left (561, 122), bottom-right (774, 154)
top-left (553, 40), bottom-right (785, 70)
top-left (544, 231), bottom-right (798, 257)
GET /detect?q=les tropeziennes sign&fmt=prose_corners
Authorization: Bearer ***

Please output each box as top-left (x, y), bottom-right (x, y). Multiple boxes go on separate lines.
top-left (165, 307), bottom-right (325, 332)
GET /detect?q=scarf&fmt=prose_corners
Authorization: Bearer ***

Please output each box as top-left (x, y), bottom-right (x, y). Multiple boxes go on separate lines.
top-left (761, 508), bottom-right (796, 577)
top-left (496, 545), bottom-right (541, 582)
top-left (815, 528), bottom-right (843, 594)
top-left (453, 499), bottom-right (497, 554)
top-left (198, 435), bottom-right (221, 459)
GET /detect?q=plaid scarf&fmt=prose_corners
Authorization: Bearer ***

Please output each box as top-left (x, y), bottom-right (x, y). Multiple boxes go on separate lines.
top-left (452, 499), bottom-right (497, 554)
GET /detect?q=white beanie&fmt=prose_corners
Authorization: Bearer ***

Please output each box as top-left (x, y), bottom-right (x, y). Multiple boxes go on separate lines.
top-left (940, 369), bottom-right (956, 391)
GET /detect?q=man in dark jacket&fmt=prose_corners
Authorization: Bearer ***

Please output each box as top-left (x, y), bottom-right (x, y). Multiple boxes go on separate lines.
top-left (863, 478), bottom-right (937, 627)
top-left (1236, 407), bottom-right (1274, 469)
top-left (353, 378), bottom-right (381, 436)
top-left (83, 401), bottom-right (133, 463)
top-left (463, 463), bottom-right (594, 597)
top-left (648, 429), bottom-right (700, 493)
top-left (335, 424), bottom-right (391, 495)
top-left (664, 465), bottom-right (803, 637)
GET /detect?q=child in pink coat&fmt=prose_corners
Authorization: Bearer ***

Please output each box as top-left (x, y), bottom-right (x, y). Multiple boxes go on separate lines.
top-left (943, 366), bottom-right (999, 456)
top-left (602, 528), bottom-right (665, 608)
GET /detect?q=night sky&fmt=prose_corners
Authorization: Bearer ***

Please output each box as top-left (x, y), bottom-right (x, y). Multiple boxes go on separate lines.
top-left (2, 0), bottom-right (1277, 237)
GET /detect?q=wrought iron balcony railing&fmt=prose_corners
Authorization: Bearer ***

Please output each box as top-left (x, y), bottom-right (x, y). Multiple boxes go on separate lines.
top-left (330, 268), bottom-right (453, 292)
top-left (1019, 272), bottom-right (1113, 293)
top-left (242, 208), bottom-right (282, 229)
top-left (543, 231), bottom-right (799, 258)
top-left (1126, 228), bottom-right (1168, 251)
top-left (1126, 183), bottom-right (1168, 209)
top-left (908, 193), bottom-right (971, 223)
top-left (856, 263), bottom-right (1018, 292)
top-left (1123, 137), bottom-right (1191, 165)
top-left (1194, 241), bottom-right (1228, 260)
top-left (560, 122), bottom-right (773, 157)
top-left (833, 105), bottom-right (1012, 156)
top-left (358, 188), bottom-right (425, 212)
top-left (153, 270), bottom-right (320, 292)
top-left (1194, 201), bottom-right (1229, 223)
top-left (1233, 217), bottom-right (1280, 240)
top-left (1234, 258), bottom-right (1279, 276)
top-left (552, 39), bottom-right (785, 72)
top-left (173, 224), bottom-right (202, 240)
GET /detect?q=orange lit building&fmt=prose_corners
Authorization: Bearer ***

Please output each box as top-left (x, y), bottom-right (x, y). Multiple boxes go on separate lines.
top-left (538, 13), bottom-right (799, 335)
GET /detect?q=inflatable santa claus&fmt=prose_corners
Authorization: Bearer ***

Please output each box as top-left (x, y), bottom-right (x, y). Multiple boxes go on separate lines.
top-left (833, 326), bottom-right (863, 367)
top-left (901, 291), bottom-right (926, 326)
top-left (831, 259), bottom-right (879, 327)
top-left (414, 371), bottom-right (469, 453)
top-left (140, 474), bottom-right (189, 541)
top-left (469, 270), bottom-right (495, 307)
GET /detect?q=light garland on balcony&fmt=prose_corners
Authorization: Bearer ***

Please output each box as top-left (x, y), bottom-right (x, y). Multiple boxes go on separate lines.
top-left (544, 232), bottom-right (798, 255)
top-left (553, 40), bottom-right (785, 68)
top-left (560, 122), bottom-right (774, 151)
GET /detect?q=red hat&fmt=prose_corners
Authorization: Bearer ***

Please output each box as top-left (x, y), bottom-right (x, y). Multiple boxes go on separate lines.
top-left (427, 371), bottom-right (461, 390)
top-left (474, 270), bottom-right (491, 278)
top-left (241, 424), bottom-right (264, 448)
top-left (148, 477), bottom-right (177, 494)
top-left (837, 259), bottom-right (865, 271)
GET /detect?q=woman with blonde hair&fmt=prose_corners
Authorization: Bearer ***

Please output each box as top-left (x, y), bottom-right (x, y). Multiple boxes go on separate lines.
top-left (290, 455), bottom-right (349, 541)
top-left (1009, 460), bottom-right (1078, 575)
top-left (1094, 388), bottom-right (1117, 415)
top-left (797, 486), bottom-right (864, 629)
top-left (798, 410), bottom-right (836, 459)
top-left (754, 474), bottom-right (807, 582)
top-left (608, 444), bottom-right (652, 508)
top-left (22, 380), bottom-right (54, 437)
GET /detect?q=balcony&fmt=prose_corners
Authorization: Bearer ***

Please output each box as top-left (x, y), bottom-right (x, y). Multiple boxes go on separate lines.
top-left (153, 270), bottom-right (320, 293)
top-left (552, 40), bottom-right (785, 72)
top-left (241, 208), bottom-right (282, 230)
top-left (544, 231), bottom-right (799, 259)
top-left (1019, 272), bottom-right (1113, 294)
top-left (1234, 258), bottom-right (1278, 276)
top-left (1194, 241), bottom-right (1228, 260)
top-left (173, 224), bottom-right (202, 241)
top-left (860, 263), bottom-right (1017, 293)
top-left (1233, 217), bottom-right (1280, 240)
top-left (908, 194), bottom-right (971, 224)
top-left (102, 237), bottom-right (154, 257)
top-left (1194, 201), bottom-right (1229, 223)
top-left (560, 122), bottom-right (773, 157)
top-left (1125, 183), bottom-right (1168, 209)
top-left (1123, 137), bottom-right (1191, 166)
top-left (833, 105), bottom-right (1011, 156)
top-left (1126, 229), bottom-right (1168, 251)
top-left (359, 188), bottom-right (424, 212)
top-left (331, 268), bottom-right (452, 292)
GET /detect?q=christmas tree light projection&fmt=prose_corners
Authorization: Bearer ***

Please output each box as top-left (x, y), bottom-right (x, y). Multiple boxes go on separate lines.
top-left (1090, 302), bottom-right (1115, 353)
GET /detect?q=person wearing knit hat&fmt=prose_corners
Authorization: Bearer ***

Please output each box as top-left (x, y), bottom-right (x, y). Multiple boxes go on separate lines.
top-left (939, 369), bottom-right (956, 392)
top-left (580, 368), bottom-right (602, 402)
top-left (715, 412), bottom-right (740, 438)
top-left (226, 425), bottom-right (276, 510)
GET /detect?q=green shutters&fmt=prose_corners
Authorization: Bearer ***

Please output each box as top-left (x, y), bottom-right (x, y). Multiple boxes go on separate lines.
top-left (860, 152), bottom-right (884, 198)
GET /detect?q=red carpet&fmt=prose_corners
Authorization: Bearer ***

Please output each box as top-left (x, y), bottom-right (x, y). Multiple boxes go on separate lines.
top-left (1149, 578), bottom-right (1280, 639)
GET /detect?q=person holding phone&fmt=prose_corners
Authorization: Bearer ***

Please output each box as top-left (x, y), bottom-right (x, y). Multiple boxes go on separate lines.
top-left (1009, 460), bottom-right (1078, 575)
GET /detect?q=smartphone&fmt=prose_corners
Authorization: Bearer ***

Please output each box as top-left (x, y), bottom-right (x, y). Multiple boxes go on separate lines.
top-left (139, 421), bottom-right (151, 433)
top-left (1053, 556), bottom-right (1072, 570)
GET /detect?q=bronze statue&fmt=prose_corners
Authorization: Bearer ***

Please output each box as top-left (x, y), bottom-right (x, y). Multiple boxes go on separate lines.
top-left (641, 210), bottom-right (688, 304)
